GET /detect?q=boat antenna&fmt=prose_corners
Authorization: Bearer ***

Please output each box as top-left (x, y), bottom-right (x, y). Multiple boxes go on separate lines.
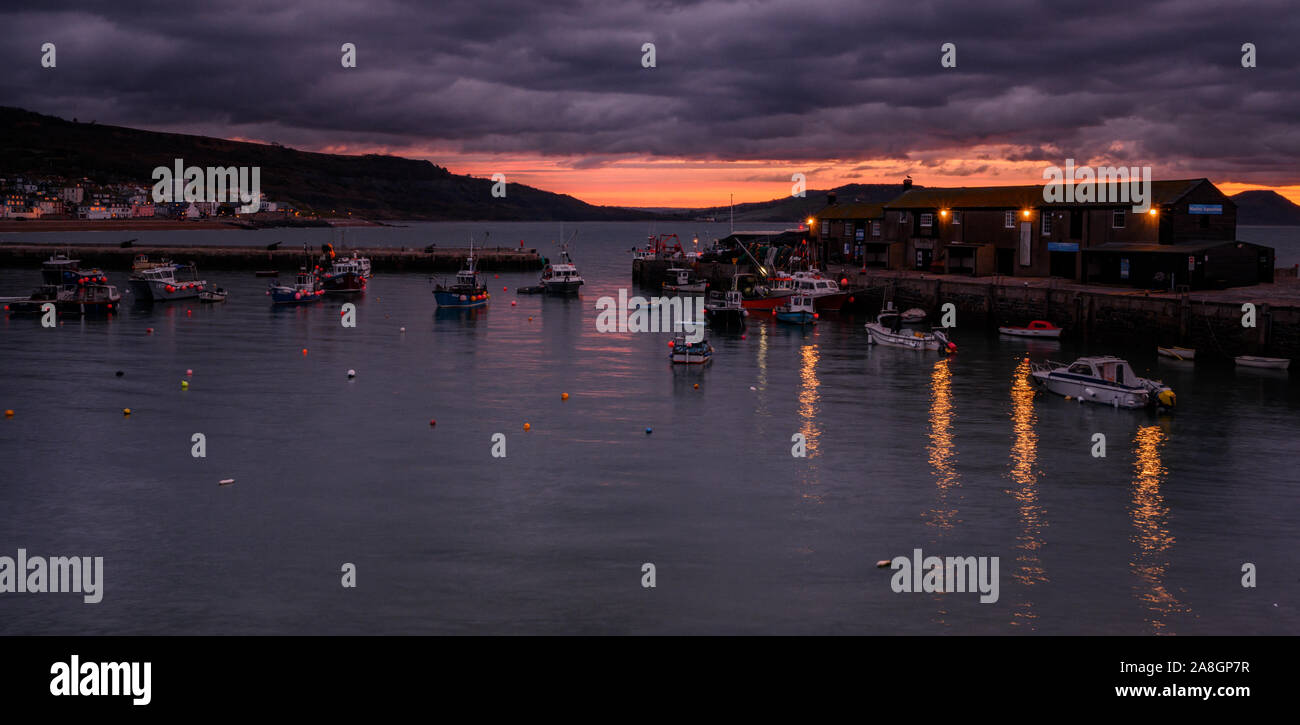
top-left (729, 193), bottom-right (734, 234)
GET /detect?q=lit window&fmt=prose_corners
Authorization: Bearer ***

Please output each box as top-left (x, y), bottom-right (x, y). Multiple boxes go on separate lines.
top-left (872, 221), bottom-right (881, 237)
top-left (1004, 210), bottom-right (1015, 228)
top-left (1112, 210), bottom-right (1125, 228)
top-left (1042, 214), bottom-right (1053, 236)
top-left (920, 213), bottom-right (933, 228)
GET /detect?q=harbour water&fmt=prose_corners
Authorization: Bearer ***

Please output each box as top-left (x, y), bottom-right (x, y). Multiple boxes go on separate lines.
top-left (0, 222), bottom-right (1296, 634)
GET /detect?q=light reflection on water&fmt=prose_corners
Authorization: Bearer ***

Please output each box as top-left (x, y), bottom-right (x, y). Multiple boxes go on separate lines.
top-left (1130, 422), bottom-right (1189, 634)
top-left (1007, 357), bottom-right (1049, 629)
top-left (926, 358), bottom-right (959, 532)
top-left (796, 343), bottom-right (822, 504)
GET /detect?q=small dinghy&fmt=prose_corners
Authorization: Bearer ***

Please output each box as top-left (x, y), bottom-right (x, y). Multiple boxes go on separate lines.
top-left (198, 287), bottom-right (228, 303)
top-left (1158, 346), bottom-right (1195, 360)
top-left (1030, 356), bottom-right (1176, 410)
top-left (999, 320), bottom-right (1062, 338)
top-left (1235, 355), bottom-right (1290, 370)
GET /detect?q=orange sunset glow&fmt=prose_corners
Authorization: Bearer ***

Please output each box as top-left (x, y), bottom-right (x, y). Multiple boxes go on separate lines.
top-left (309, 141), bottom-right (1300, 209)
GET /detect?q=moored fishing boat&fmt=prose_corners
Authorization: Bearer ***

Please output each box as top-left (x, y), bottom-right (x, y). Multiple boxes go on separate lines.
top-left (433, 248), bottom-right (489, 309)
top-left (1030, 356), bottom-right (1176, 410)
top-left (737, 273), bottom-right (796, 310)
top-left (318, 246), bottom-right (371, 295)
top-left (789, 270), bottom-right (850, 312)
top-left (668, 328), bottom-right (712, 365)
top-left (128, 256), bottom-right (207, 301)
top-left (775, 294), bottom-right (817, 325)
top-left (704, 289), bottom-right (747, 327)
top-left (268, 268), bottom-right (324, 305)
top-left (865, 303), bottom-right (955, 352)
top-left (999, 320), bottom-right (1063, 338)
top-left (540, 242), bottom-right (584, 295)
top-left (7, 255), bottom-right (121, 316)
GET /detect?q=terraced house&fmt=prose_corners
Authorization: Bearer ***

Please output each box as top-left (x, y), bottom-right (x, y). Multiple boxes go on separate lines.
top-left (811, 197), bottom-right (890, 267)
top-left (811, 178), bottom-right (1273, 290)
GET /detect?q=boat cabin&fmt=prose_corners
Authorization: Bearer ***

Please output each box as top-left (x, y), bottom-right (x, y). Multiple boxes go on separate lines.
top-left (1065, 357), bottom-right (1136, 386)
top-left (666, 268), bottom-right (696, 285)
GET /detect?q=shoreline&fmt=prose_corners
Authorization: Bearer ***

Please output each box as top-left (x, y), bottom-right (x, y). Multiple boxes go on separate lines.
top-left (0, 217), bottom-right (386, 233)
top-left (0, 240), bottom-right (542, 272)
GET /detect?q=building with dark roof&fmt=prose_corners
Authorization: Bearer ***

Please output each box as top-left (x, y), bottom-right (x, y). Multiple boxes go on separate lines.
top-left (807, 177), bottom-right (1272, 289)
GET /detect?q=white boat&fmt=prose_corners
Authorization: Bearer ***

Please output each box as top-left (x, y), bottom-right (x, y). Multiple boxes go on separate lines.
top-left (1158, 346), bottom-right (1196, 360)
top-left (1235, 355), bottom-right (1290, 369)
top-left (1030, 356), bottom-right (1176, 410)
top-left (865, 303), bottom-right (955, 352)
top-left (788, 270), bottom-right (850, 311)
top-left (662, 267), bottom-right (707, 294)
top-left (999, 320), bottom-right (1063, 338)
top-left (541, 241), bottom-right (584, 295)
top-left (128, 257), bottom-right (207, 301)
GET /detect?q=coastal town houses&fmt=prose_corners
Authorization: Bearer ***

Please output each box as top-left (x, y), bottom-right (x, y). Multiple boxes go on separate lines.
top-left (812, 197), bottom-right (893, 268)
top-left (810, 178), bottom-right (1273, 290)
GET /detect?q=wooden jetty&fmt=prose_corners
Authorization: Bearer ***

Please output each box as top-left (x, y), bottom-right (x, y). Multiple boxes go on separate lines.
top-left (0, 242), bottom-right (542, 272)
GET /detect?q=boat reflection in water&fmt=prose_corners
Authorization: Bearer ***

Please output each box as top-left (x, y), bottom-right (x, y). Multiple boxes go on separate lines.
top-left (1008, 358), bottom-right (1049, 629)
top-left (926, 358), bottom-right (959, 532)
top-left (1130, 422), bottom-right (1189, 633)
top-left (796, 343), bottom-right (822, 504)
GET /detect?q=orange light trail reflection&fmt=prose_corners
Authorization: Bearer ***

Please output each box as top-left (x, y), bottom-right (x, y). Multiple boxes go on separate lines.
top-left (1007, 358), bottom-right (1048, 629)
top-left (925, 358), bottom-right (959, 531)
top-left (796, 344), bottom-right (822, 503)
top-left (1130, 423), bottom-right (1187, 634)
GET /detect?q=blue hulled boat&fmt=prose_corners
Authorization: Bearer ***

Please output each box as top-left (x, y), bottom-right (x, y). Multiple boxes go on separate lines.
top-left (775, 294), bottom-right (817, 325)
top-left (268, 269), bottom-right (323, 305)
top-left (433, 250), bottom-right (489, 309)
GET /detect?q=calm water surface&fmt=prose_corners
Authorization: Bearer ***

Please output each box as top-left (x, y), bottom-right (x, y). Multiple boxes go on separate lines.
top-left (0, 222), bottom-right (1296, 634)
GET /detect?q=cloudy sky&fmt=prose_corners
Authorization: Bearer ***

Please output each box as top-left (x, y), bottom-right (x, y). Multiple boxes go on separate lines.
top-left (3, 0), bottom-right (1299, 206)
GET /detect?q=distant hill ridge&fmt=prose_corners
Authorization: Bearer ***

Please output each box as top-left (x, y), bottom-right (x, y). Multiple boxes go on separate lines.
top-left (0, 107), bottom-right (661, 221)
top-left (1229, 189), bottom-right (1300, 226)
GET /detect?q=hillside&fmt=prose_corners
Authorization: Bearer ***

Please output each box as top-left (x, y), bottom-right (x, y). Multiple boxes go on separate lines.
top-left (0, 107), bottom-right (660, 221)
top-left (1231, 190), bottom-right (1300, 226)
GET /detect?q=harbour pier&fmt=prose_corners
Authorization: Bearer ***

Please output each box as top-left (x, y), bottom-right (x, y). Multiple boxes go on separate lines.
top-left (0, 242), bottom-right (543, 273)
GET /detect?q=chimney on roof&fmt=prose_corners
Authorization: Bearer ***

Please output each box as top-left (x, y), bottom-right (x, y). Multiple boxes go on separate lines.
top-left (903, 176), bottom-right (913, 191)
top-left (827, 191), bottom-right (837, 206)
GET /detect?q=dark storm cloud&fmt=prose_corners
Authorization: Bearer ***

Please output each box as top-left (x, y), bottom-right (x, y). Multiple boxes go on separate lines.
top-left (2, 0), bottom-right (1298, 183)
